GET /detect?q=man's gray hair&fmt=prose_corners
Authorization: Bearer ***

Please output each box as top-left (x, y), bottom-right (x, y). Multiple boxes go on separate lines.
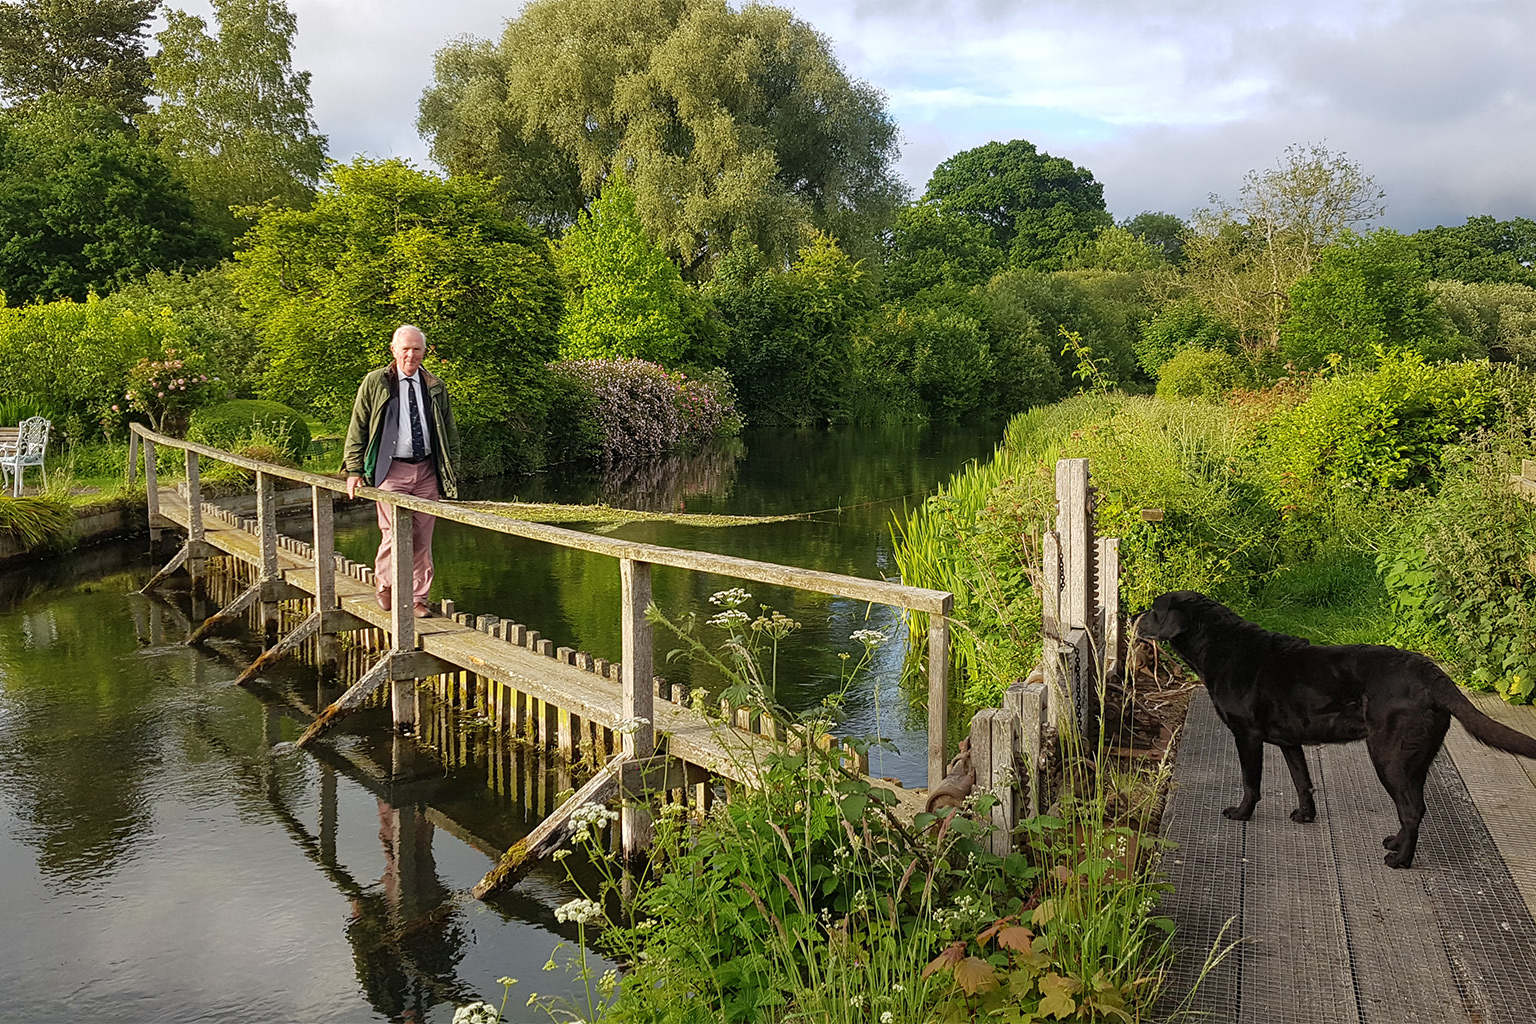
top-left (394, 323), bottom-right (426, 342)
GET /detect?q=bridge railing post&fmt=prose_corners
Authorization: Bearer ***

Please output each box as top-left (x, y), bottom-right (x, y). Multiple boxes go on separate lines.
top-left (313, 485), bottom-right (339, 670)
top-left (144, 435), bottom-right (161, 544)
top-left (126, 428), bottom-right (139, 488)
top-left (929, 613), bottom-right (950, 791)
top-left (185, 450), bottom-right (204, 542)
top-left (620, 556), bottom-right (654, 856)
top-left (390, 500), bottom-right (417, 732)
top-left (256, 470), bottom-right (280, 645)
top-left (185, 450), bottom-right (206, 587)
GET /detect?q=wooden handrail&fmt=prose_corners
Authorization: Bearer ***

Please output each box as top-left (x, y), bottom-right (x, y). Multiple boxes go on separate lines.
top-left (132, 421), bottom-right (956, 788)
top-left (127, 422), bottom-right (955, 615)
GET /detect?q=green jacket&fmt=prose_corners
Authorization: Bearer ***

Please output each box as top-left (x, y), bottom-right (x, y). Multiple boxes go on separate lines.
top-left (343, 364), bottom-right (461, 499)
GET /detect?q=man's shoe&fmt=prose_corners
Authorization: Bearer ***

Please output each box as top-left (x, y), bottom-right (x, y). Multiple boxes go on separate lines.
top-left (376, 588), bottom-right (392, 611)
top-left (413, 603), bottom-right (431, 618)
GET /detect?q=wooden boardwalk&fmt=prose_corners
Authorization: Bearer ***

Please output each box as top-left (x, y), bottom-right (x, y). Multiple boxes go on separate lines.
top-left (1157, 689), bottom-right (1536, 1023)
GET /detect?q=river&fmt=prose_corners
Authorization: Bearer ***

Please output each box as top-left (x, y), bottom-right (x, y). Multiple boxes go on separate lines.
top-left (0, 420), bottom-right (1000, 1023)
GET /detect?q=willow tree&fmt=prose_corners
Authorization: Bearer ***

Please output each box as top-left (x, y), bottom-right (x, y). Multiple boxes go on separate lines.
top-left (417, 0), bottom-right (904, 275)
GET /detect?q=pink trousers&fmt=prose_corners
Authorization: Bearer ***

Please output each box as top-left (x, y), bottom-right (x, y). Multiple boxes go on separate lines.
top-left (374, 459), bottom-right (440, 606)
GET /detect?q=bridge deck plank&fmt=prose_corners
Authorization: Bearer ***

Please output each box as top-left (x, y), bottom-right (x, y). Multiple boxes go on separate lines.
top-left (152, 486), bottom-right (927, 819)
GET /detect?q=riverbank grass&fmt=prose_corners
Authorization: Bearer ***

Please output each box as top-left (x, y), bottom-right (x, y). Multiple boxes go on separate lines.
top-left (487, 597), bottom-right (1177, 1024)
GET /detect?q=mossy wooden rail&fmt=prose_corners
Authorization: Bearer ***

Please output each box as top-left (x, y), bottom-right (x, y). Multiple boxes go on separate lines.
top-left (127, 423), bottom-right (953, 893)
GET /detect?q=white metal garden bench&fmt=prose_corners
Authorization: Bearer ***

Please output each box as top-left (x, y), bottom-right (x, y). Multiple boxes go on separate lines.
top-left (0, 416), bottom-right (50, 497)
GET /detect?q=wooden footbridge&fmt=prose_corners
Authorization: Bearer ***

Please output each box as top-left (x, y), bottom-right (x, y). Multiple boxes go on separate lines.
top-left (126, 424), bottom-right (954, 897)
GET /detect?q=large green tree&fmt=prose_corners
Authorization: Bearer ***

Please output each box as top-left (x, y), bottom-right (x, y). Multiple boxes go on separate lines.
top-left (1184, 142), bottom-right (1385, 349)
top-left (0, 98), bottom-right (220, 304)
top-left (1121, 210), bottom-right (1188, 264)
top-left (232, 158), bottom-right (563, 472)
top-left (881, 201), bottom-right (1004, 300)
top-left (1411, 216), bottom-right (1536, 287)
top-left (708, 234), bottom-right (872, 424)
top-left (145, 0), bottom-right (328, 247)
top-left (0, 0), bottom-right (156, 116)
top-left (922, 139), bottom-right (1112, 271)
top-left (1280, 229), bottom-right (1455, 370)
top-left (418, 0), bottom-right (904, 274)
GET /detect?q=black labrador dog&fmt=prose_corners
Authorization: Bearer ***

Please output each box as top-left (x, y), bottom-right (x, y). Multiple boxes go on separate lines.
top-left (1134, 590), bottom-right (1536, 868)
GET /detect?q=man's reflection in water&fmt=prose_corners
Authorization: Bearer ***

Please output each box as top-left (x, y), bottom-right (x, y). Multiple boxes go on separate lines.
top-left (346, 799), bottom-right (474, 1022)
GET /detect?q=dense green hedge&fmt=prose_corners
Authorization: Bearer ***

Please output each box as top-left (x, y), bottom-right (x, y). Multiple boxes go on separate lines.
top-left (897, 360), bottom-right (1536, 707)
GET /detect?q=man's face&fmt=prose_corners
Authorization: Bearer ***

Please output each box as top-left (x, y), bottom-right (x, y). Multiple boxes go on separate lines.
top-left (392, 329), bottom-right (425, 377)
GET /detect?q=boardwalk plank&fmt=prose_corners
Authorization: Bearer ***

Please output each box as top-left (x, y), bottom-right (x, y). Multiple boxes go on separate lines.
top-left (1160, 690), bottom-right (1536, 1024)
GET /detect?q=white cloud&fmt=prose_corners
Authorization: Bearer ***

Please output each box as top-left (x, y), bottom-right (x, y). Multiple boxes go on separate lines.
top-left (154, 0), bottom-right (1536, 229)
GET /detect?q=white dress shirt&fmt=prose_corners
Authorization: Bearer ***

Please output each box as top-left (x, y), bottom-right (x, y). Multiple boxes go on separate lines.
top-left (394, 371), bottom-right (433, 458)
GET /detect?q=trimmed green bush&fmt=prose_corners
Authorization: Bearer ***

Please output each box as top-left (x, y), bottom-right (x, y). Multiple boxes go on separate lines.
top-left (1155, 346), bottom-right (1246, 401)
top-left (187, 399), bottom-right (311, 459)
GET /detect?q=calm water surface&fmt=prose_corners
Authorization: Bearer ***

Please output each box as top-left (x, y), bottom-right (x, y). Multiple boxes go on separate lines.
top-left (338, 421), bottom-right (1003, 783)
top-left (0, 421), bottom-right (999, 1023)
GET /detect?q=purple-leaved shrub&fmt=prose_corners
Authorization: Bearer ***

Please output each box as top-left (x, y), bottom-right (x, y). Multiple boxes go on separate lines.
top-left (553, 359), bottom-right (741, 461)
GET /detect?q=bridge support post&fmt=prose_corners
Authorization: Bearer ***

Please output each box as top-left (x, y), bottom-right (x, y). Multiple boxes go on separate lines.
top-left (256, 471), bottom-right (281, 646)
top-left (929, 613), bottom-right (951, 792)
top-left (185, 450), bottom-right (207, 588)
top-left (143, 434), bottom-right (162, 548)
top-left (312, 485), bottom-right (340, 671)
top-left (390, 502), bottom-right (418, 733)
top-left (620, 557), bottom-right (654, 857)
top-left (126, 429), bottom-right (139, 489)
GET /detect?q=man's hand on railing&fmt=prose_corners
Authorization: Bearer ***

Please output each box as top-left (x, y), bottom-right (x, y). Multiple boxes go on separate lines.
top-left (346, 474), bottom-right (362, 500)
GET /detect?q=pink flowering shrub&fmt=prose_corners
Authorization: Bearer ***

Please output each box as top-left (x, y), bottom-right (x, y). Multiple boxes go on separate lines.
top-left (122, 349), bottom-right (221, 433)
top-left (552, 359), bottom-right (742, 462)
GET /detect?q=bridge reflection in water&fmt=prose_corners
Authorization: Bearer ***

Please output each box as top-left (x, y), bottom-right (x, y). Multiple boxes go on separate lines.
top-left (137, 578), bottom-right (617, 1021)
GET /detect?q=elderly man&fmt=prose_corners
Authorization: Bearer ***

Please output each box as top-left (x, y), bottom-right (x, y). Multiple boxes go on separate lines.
top-left (343, 325), bottom-right (460, 617)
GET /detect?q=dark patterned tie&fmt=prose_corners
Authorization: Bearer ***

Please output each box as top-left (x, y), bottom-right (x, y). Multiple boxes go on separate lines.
top-left (406, 377), bottom-right (426, 459)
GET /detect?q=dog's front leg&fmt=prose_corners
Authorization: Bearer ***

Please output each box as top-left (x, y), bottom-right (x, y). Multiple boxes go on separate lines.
top-left (1224, 733), bottom-right (1264, 820)
top-left (1281, 745), bottom-right (1317, 822)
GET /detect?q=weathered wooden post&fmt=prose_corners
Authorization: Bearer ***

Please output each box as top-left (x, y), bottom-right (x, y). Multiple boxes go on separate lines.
top-left (929, 612), bottom-right (951, 791)
top-left (144, 434), bottom-right (161, 547)
top-left (312, 485), bottom-right (340, 671)
top-left (256, 471), bottom-right (280, 645)
top-left (969, 708), bottom-right (1019, 855)
top-left (1039, 458), bottom-right (1116, 744)
top-left (390, 501), bottom-right (417, 733)
top-left (185, 450), bottom-right (206, 586)
top-left (1041, 530), bottom-right (1063, 729)
top-left (620, 556), bottom-right (655, 857)
top-left (1003, 679), bottom-right (1048, 819)
top-left (127, 428), bottom-right (140, 488)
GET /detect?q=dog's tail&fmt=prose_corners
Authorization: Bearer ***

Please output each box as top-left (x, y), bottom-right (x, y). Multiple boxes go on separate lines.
top-left (1438, 676), bottom-right (1536, 759)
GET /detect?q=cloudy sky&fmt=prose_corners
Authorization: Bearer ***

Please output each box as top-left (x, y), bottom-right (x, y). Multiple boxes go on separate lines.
top-left (164, 0), bottom-right (1536, 232)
